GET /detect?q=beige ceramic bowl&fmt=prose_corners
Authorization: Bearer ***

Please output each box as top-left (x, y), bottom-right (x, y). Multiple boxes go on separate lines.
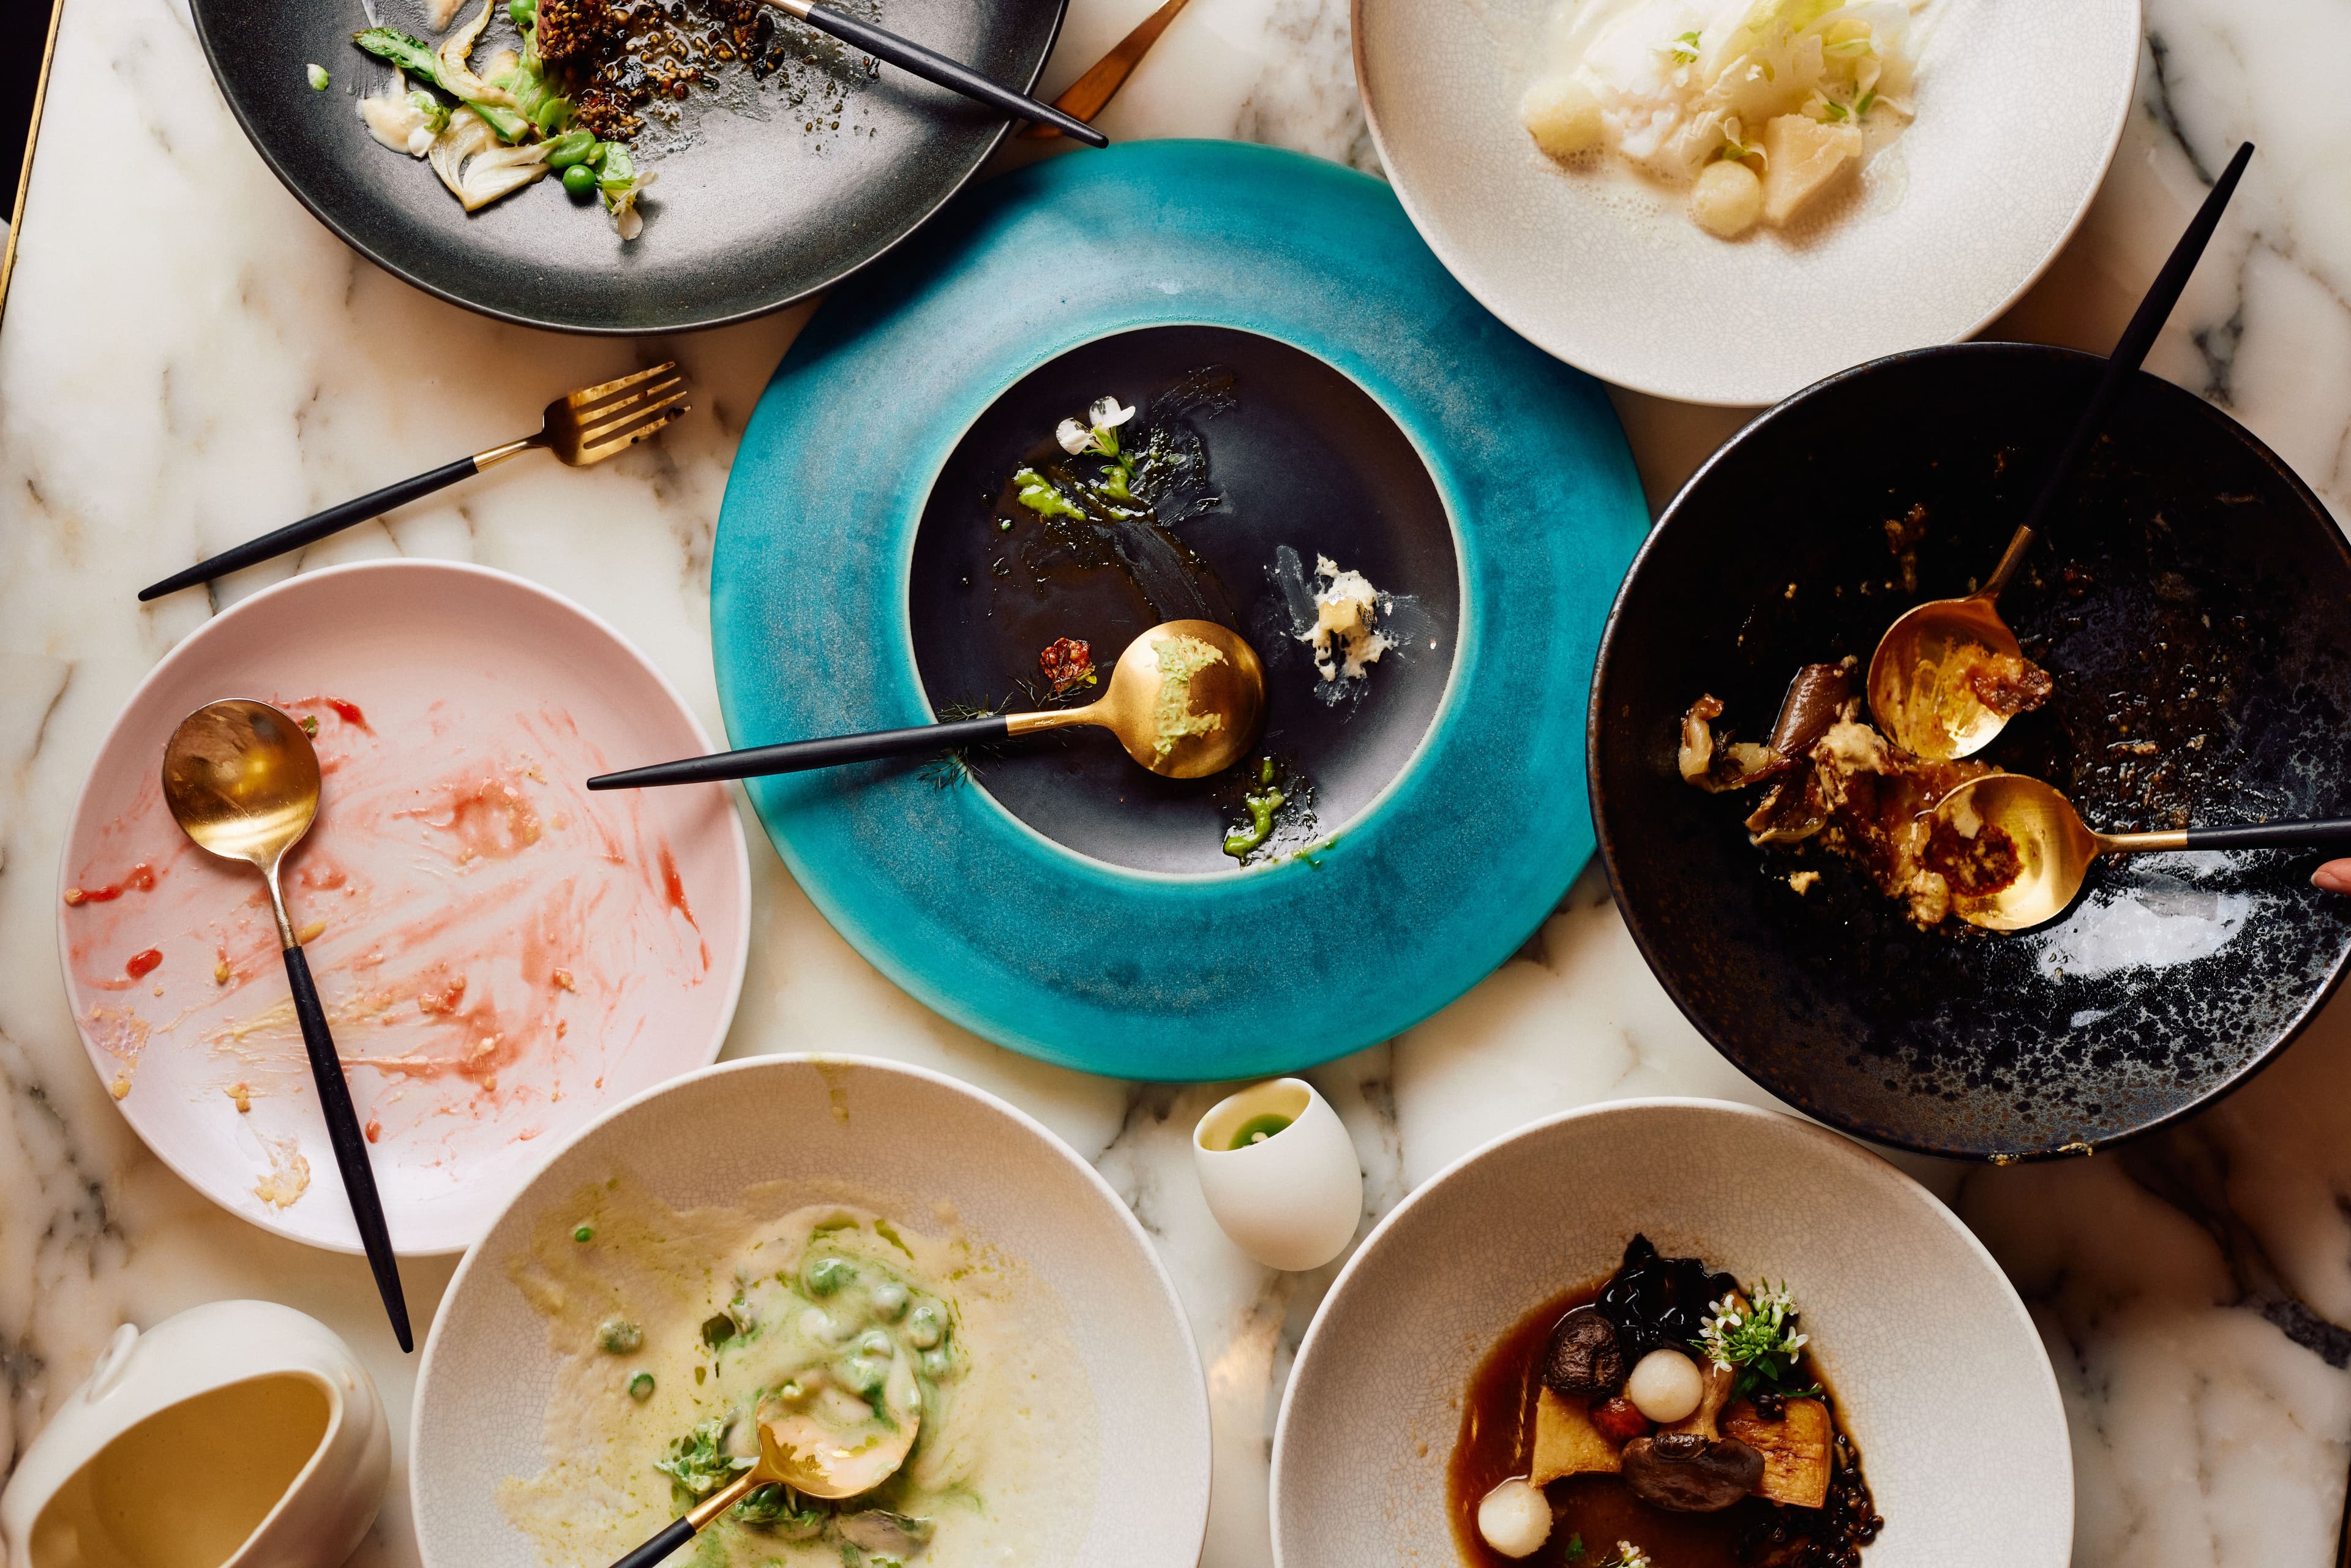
top-left (411, 1055), bottom-right (1210, 1568)
top-left (1354, 0), bottom-right (2142, 405)
top-left (1271, 1097), bottom-right (2071, 1566)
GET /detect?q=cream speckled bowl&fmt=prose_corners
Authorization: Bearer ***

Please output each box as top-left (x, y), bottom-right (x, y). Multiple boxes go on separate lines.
top-left (412, 1055), bottom-right (1209, 1568)
top-left (1355, 0), bottom-right (2142, 405)
top-left (1272, 1098), bottom-right (2070, 1567)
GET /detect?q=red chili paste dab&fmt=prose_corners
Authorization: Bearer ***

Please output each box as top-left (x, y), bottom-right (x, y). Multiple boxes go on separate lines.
top-left (64, 863), bottom-right (157, 906)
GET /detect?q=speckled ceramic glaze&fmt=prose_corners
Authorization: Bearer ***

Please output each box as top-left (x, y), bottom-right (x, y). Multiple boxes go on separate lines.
top-left (411, 1054), bottom-right (1210, 1568)
top-left (1355, 0), bottom-right (2142, 405)
top-left (1591, 345), bottom-right (2351, 1158)
top-left (1270, 1098), bottom-right (2072, 1567)
top-left (191, 0), bottom-right (1070, 332)
top-left (709, 140), bottom-right (1648, 1081)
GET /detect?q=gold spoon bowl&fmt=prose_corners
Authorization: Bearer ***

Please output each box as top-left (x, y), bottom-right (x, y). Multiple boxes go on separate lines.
top-left (609, 1404), bottom-right (920, 1568)
top-left (1007, 618), bottom-right (1264, 779)
top-left (1931, 772), bottom-right (2351, 932)
top-left (1864, 530), bottom-right (2036, 765)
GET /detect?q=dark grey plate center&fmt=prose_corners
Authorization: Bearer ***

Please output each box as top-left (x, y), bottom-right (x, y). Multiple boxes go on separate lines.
top-left (909, 326), bottom-right (1461, 874)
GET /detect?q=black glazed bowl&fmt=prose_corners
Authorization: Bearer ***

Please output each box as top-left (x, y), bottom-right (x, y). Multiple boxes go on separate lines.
top-left (192, 0), bottom-right (1065, 332)
top-left (1591, 342), bottom-right (2351, 1159)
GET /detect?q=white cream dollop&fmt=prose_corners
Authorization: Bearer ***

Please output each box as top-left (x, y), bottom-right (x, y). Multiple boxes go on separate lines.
top-left (1299, 555), bottom-right (1392, 684)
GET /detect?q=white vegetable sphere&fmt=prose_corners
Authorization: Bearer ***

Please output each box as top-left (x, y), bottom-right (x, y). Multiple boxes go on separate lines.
top-left (1475, 1477), bottom-right (1553, 1558)
top-left (1625, 1347), bottom-right (1705, 1423)
top-left (1692, 159), bottom-right (1763, 238)
top-left (1519, 74), bottom-right (1605, 160)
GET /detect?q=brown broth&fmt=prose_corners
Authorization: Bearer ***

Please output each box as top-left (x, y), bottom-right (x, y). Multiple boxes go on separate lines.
top-left (1449, 1285), bottom-right (1878, 1568)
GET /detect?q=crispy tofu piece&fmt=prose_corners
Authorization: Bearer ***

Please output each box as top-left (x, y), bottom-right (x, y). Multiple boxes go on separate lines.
top-left (1761, 114), bottom-right (1864, 225)
top-left (1722, 1397), bottom-right (1833, 1509)
top-left (1531, 1388), bottom-right (1623, 1484)
top-left (1663, 1357), bottom-right (1736, 1441)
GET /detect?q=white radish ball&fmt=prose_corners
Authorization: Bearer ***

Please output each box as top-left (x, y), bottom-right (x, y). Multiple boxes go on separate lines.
top-left (1692, 159), bottom-right (1763, 238)
top-left (1475, 1477), bottom-right (1553, 1558)
top-left (1625, 1347), bottom-right (1704, 1423)
top-left (1520, 74), bottom-right (1605, 161)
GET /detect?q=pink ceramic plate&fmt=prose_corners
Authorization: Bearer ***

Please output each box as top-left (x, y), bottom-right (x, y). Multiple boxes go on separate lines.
top-left (57, 561), bottom-right (750, 1255)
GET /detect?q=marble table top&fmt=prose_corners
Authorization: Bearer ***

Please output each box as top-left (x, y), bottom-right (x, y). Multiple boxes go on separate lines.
top-left (4, 0), bottom-right (2350, 1564)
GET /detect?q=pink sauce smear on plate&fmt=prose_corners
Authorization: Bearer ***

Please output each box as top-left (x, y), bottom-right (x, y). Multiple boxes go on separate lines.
top-left (63, 694), bottom-right (710, 1194)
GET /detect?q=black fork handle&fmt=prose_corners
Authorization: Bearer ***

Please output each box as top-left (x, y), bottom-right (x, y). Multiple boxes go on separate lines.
top-left (790, 1), bottom-right (1109, 147)
top-left (285, 943), bottom-right (413, 1352)
top-left (587, 714), bottom-right (1017, 789)
top-left (138, 454), bottom-right (487, 601)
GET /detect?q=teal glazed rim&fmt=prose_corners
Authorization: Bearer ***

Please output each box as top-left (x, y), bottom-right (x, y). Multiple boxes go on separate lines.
top-left (710, 140), bottom-right (1648, 1081)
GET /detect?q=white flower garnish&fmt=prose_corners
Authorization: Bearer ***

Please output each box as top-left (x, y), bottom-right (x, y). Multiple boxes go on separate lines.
top-left (1057, 396), bottom-right (1138, 458)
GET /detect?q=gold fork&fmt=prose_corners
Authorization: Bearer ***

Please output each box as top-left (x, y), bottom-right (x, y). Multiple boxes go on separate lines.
top-left (138, 362), bottom-right (690, 602)
top-left (1019, 0), bottom-right (1193, 139)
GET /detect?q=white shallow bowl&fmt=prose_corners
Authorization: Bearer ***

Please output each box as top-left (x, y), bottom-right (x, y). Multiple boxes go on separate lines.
top-left (1272, 1098), bottom-right (2071, 1567)
top-left (57, 560), bottom-right (749, 1255)
top-left (1355, 0), bottom-right (2142, 405)
top-left (412, 1055), bottom-right (1212, 1568)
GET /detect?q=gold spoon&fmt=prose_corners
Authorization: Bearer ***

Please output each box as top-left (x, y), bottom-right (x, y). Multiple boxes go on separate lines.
top-left (161, 700), bottom-right (412, 1349)
top-left (1927, 771), bottom-right (2351, 932)
top-left (1020, 0), bottom-right (1194, 140)
top-left (606, 1404), bottom-right (921, 1568)
top-left (589, 619), bottom-right (1265, 790)
top-left (1867, 141), bottom-right (2254, 762)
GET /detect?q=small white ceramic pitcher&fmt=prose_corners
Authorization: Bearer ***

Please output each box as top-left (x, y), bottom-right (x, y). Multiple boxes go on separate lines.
top-left (1, 1300), bottom-right (389, 1568)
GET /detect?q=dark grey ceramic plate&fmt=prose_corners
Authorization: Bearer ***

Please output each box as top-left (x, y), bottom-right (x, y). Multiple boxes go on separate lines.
top-left (191, 0), bottom-right (1065, 332)
top-left (1592, 343), bottom-right (2351, 1160)
top-left (907, 324), bottom-right (1461, 874)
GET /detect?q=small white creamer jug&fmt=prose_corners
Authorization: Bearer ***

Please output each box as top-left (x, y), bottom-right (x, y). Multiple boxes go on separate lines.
top-left (0, 1300), bottom-right (390, 1568)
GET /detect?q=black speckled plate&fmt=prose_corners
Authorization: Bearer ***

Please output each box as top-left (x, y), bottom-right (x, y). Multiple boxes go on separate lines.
top-left (191, 0), bottom-right (1065, 332)
top-left (1592, 343), bottom-right (2351, 1160)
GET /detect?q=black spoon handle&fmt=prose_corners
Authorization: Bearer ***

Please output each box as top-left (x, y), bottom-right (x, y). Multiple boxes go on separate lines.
top-left (609, 1518), bottom-right (696, 1568)
top-left (284, 943), bottom-right (413, 1352)
top-left (138, 456), bottom-right (489, 602)
top-left (2010, 140), bottom-right (2255, 547)
top-left (779, 0), bottom-right (1109, 147)
top-left (587, 714), bottom-right (1016, 789)
top-left (2183, 818), bottom-right (2351, 852)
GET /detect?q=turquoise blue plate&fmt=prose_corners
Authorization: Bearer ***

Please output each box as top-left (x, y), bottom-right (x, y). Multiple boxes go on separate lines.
top-left (710, 140), bottom-right (1646, 1081)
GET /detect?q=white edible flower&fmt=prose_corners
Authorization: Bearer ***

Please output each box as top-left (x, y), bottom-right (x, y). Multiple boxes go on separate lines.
top-left (1057, 396), bottom-right (1138, 457)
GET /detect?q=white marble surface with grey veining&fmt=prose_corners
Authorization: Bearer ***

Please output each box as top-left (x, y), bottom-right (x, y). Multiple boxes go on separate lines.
top-left (4, 0), bottom-right (2351, 1564)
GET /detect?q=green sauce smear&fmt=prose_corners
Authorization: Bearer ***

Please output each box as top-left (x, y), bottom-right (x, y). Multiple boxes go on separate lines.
top-left (1149, 635), bottom-right (1227, 760)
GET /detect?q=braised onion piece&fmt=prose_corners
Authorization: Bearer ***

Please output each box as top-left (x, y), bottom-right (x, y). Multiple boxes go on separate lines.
top-left (437, 0), bottom-right (520, 110)
top-left (429, 108), bottom-right (551, 211)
